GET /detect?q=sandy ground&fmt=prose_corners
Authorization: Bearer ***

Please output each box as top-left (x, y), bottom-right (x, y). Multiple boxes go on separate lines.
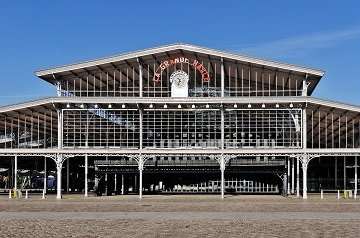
top-left (0, 193), bottom-right (359, 237)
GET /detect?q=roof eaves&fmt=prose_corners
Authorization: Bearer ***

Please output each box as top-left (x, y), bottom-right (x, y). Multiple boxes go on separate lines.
top-left (35, 43), bottom-right (325, 78)
top-left (308, 97), bottom-right (360, 112)
top-left (0, 97), bottom-right (55, 113)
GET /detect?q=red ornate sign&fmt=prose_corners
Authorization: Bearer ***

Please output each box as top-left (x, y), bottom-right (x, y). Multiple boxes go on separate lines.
top-left (153, 57), bottom-right (210, 83)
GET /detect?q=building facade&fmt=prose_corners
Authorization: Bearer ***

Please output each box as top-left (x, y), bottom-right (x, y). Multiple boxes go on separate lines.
top-left (0, 44), bottom-right (359, 199)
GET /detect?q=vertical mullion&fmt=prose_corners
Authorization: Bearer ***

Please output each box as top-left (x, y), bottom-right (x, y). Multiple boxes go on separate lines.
top-left (133, 67), bottom-right (135, 97)
top-left (261, 71), bottom-right (264, 96)
top-left (346, 116), bottom-right (348, 148)
top-left (106, 72), bottom-right (109, 97)
top-left (275, 74), bottom-right (278, 97)
top-left (201, 61), bottom-right (204, 94)
top-left (38, 114), bottom-right (40, 148)
top-left (248, 110), bottom-right (251, 147)
top-left (100, 72), bottom-right (102, 97)
top-left (119, 69), bottom-right (122, 97)
top-left (241, 68), bottom-right (244, 97)
top-left (10, 118), bottom-right (13, 148)
top-left (289, 110), bottom-right (292, 146)
top-left (318, 111), bottom-right (321, 148)
top-left (353, 119), bottom-right (355, 148)
top-left (80, 75), bottom-right (82, 97)
top-left (66, 80), bottom-right (69, 96)
top-left (248, 67), bottom-right (251, 96)
top-left (288, 76), bottom-right (291, 96)
top-left (86, 75), bottom-right (89, 97)
top-left (255, 71), bottom-right (258, 97)
top-left (153, 63), bottom-right (156, 97)
top-left (228, 65), bottom-right (231, 96)
top-left (332, 114), bottom-right (334, 148)
top-left (194, 63), bottom-right (197, 97)
top-left (4, 117), bottom-right (6, 149)
top-left (339, 116), bottom-right (341, 148)
top-left (24, 116), bottom-right (27, 147)
top-left (50, 111), bottom-right (53, 148)
top-left (311, 110), bottom-right (314, 148)
top-left (93, 74), bottom-right (95, 96)
top-left (235, 67), bottom-right (238, 97)
top-left (31, 112), bottom-right (33, 148)
top-left (214, 63), bottom-right (217, 94)
top-left (268, 74), bottom-right (271, 96)
top-left (147, 64), bottom-right (150, 97)
top-left (17, 114), bottom-right (20, 148)
top-left (207, 62), bottom-right (210, 93)
top-left (126, 68), bottom-right (129, 97)
top-left (74, 110), bottom-right (76, 146)
top-left (113, 71), bottom-right (116, 97)
top-left (275, 110), bottom-right (278, 146)
top-left (325, 114), bottom-right (328, 148)
top-left (44, 113), bottom-right (47, 149)
top-left (73, 78), bottom-right (76, 96)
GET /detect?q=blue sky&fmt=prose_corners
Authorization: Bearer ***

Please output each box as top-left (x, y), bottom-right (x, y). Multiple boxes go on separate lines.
top-left (0, 1), bottom-right (359, 106)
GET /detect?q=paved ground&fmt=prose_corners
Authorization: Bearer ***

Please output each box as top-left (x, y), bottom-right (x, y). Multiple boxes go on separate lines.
top-left (0, 193), bottom-right (359, 237)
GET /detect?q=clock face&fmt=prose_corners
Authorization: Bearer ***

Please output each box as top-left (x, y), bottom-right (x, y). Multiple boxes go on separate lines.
top-left (170, 70), bottom-right (188, 88)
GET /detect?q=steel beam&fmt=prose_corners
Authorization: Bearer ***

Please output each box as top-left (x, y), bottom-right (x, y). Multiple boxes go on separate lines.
top-left (85, 154), bottom-right (88, 197)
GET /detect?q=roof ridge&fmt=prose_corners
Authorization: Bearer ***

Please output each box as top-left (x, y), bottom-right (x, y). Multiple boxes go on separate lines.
top-left (35, 43), bottom-right (325, 78)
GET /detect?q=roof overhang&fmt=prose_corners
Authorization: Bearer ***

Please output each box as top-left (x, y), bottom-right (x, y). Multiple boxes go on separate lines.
top-left (0, 148), bottom-right (359, 156)
top-left (0, 96), bottom-right (359, 114)
top-left (36, 43), bottom-right (325, 77)
top-left (35, 43), bottom-right (325, 95)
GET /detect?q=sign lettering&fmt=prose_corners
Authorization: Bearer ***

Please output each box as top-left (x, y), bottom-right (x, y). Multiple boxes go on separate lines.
top-left (153, 57), bottom-right (210, 83)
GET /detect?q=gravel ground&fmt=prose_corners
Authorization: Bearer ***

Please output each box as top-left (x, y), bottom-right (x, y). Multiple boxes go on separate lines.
top-left (0, 194), bottom-right (359, 237)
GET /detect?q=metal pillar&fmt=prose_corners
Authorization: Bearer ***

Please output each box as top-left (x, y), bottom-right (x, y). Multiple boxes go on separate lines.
top-left (283, 173), bottom-right (287, 197)
top-left (344, 156), bottom-right (346, 190)
top-left (296, 157), bottom-right (300, 197)
top-left (302, 75), bottom-right (308, 96)
top-left (291, 157), bottom-right (295, 194)
top-left (85, 154), bottom-right (88, 197)
top-left (138, 108), bottom-right (143, 199)
top-left (138, 58), bottom-right (143, 97)
top-left (220, 156), bottom-right (225, 199)
top-left (134, 174), bottom-right (137, 194)
top-left (219, 94), bottom-right (225, 199)
top-left (301, 106), bottom-right (307, 199)
top-left (301, 155), bottom-right (309, 199)
top-left (287, 157), bottom-right (291, 195)
top-left (56, 154), bottom-right (63, 199)
top-left (94, 166), bottom-right (99, 194)
top-left (221, 58), bottom-right (224, 97)
top-left (10, 157), bottom-right (14, 188)
top-left (355, 156), bottom-right (358, 199)
top-left (139, 169), bottom-right (143, 198)
top-left (14, 155), bottom-right (17, 190)
top-left (66, 158), bottom-right (70, 194)
top-left (44, 156), bottom-right (47, 195)
top-left (335, 156), bottom-right (338, 189)
top-left (139, 159), bottom-right (143, 199)
top-left (302, 107), bottom-right (307, 149)
top-left (121, 174), bottom-right (124, 195)
top-left (114, 174), bottom-right (117, 193)
top-left (56, 80), bottom-right (61, 96)
top-left (56, 107), bottom-right (63, 199)
top-left (105, 156), bottom-right (108, 196)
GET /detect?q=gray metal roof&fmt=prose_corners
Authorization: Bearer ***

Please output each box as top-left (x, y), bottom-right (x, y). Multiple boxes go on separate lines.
top-left (0, 96), bottom-right (359, 114)
top-left (35, 43), bottom-right (325, 77)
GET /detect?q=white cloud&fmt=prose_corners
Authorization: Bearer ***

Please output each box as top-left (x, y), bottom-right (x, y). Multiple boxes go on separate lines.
top-left (236, 26), bottom-right (360, 59)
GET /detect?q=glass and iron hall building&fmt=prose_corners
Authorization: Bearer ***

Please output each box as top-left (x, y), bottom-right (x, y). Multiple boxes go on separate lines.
top-left (0, 43), bottom-right (359, 199)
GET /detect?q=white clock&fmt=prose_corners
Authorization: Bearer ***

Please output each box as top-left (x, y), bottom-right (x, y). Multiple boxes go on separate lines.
top-left (170, 70), bottom-right (188, 88)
